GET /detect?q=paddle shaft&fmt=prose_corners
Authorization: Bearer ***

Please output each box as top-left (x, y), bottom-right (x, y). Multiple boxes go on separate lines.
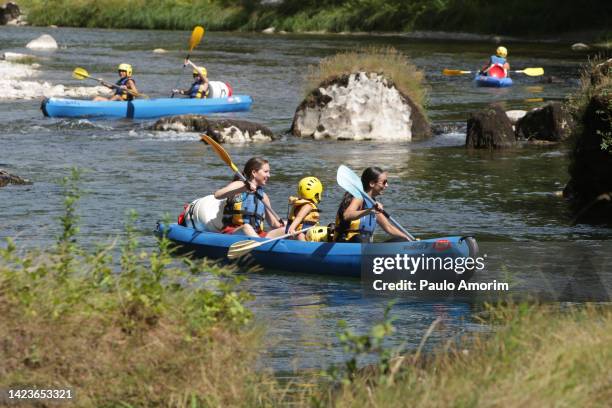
top-left (85, 75), bottom-right (141, 97)
top-left (361, 194), bottom-right (416, 241)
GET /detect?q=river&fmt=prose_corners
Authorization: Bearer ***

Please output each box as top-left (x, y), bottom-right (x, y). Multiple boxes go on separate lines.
top-left (1, 26), bottom-right (611, 374)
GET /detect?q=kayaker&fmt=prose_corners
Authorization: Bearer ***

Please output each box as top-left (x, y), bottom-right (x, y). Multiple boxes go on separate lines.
top-left (172, 58), bottom-right (209, 98)
top-left (214, 157), bottom-right (283, 237)
top-left (479, 46), bottom-right (510, 78)
top-left (93, 63), bottom-right (138, 101)
top-left (267, 176), bottom-right (323, 241)
top-left (334, 167), bottom-right (410, 243)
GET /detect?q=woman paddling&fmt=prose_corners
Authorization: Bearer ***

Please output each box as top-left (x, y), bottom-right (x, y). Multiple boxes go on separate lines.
top-left (334, 166), bottom-right (410, 243)
top-left (93, 63), bottom-right (139, 101)
top-left (214, 157), bottom-right (283, 237)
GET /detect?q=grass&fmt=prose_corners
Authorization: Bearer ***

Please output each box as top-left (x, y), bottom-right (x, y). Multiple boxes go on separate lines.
top-left (305, 46), bottom-right (427, 109)
top-left (19, 0), bottom-right (611, 36)
top-left (324, 303), bottom-right (612, 407)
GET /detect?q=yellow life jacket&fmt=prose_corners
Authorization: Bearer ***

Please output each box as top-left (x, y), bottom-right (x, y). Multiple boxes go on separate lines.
top-left (222, 187), bottom-right (266, 232)
top-left (334, 200), bottom-right (377, 243)
top-left (286, 196), bottom-right (319, 231)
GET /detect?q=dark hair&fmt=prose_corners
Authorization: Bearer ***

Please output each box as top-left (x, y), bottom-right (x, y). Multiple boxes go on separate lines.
top-left (361, 166), bottom-right (385, 191)
top-left (234, 157), bottom-right (269, 181)
top-left (336, 166), bottom-right (385, 218)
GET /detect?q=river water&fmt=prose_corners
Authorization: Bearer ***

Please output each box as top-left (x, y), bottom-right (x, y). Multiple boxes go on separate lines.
top-left (1, 26), bottom-right (611, 374)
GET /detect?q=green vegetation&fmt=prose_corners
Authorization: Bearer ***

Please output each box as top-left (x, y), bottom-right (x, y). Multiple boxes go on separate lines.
top-left (19, 0), bottom-right (611, 35)
top-left (2, 169), bottom-right (611, 406)
top-left (305, 46), bottom-right (427, 108)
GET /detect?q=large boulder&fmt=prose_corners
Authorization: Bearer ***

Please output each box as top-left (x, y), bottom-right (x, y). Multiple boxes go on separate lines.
top-left (515, 102), bottom-right (573, 142)
top-left (566, 92), bottom-right (612, 221)
top-left (291, 72), bottom-right (430, 141)
top-left (26, 34), bottom-right (58, 50)
top-left (151, 115), bottom-right (275, 143)
top-left (0, 169), bottom-right (32, 187)
top-left (0, 2), bottom-right (19, 25)
top-left (465, 104), bottom-right (516, 149)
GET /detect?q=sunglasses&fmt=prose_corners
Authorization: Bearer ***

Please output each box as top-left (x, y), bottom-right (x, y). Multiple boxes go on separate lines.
top-left (378, 179), bottom-right (388, 186)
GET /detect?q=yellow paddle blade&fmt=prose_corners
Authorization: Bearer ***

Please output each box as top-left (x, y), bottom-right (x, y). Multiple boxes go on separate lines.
top-left (201, 134), bottom-right (238, 170)
top-left (517, 67), bottom-right (544, 77)
top-left (72, 67), bottom-right (90, 80)
top-left (189, 26), bottom-right (205, 52)
top-left (227, 240), bottom-right (260, 259)
top-left (442, 69), bottom-right (472, 76)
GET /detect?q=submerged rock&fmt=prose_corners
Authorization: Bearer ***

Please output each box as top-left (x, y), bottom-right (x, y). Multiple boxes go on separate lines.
top-left (153, 48), bottom-right (167, 53)
top-left (571, 43), bottom-right (590, 52)
top-left (262, 27), bottom-right (275, 34)
top-left (0, 2), bottom-right (19, 25)
top-left (26, 34), bottom-right (58, 50)
top-left (466, 104), bottom-right (515, 149)
top-left (515, 102), bottom-right (572, 142)
top-left (0, 169), bottom-right (32, 187)
top-left (291, 72), bottom-right (430, 141)
top-left (151, 115), bottom-right (275, 143)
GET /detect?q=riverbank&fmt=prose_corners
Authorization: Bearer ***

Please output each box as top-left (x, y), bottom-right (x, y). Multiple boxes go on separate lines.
top-left (17, 0), bottom-right (611, 40)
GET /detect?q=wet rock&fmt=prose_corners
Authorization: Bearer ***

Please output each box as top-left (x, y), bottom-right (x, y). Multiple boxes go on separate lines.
top-left (589, 58), bottom-right (612, 86)
top-left (1, 52), bottom-right (35, 62)
top-left (26, 34), bottom-right (58, 50)
top-left (153, 48), bottom-right (167, 53)
top-left (292, 72), bottom-right (430, 141)
top-left (0, 169), bottom-right (32, 187)
top-left (262, 27), bottom-right (275, 34)
top-left (505, 110), bottom-right (527, 125)
top-left (571, 43), bottom-right (590, 52)
top-left (0, 2), bottom-right (19, 25)
top-left (465, 104), bottom-right (515, 149)
top-left (515, 102), bottom-right (572, 142)
top-left (151, 115), bottom-right (275, 143)
top-left (566, 92), bottom-right (612, 222)
top-left (539, 75), bottom-right (565, 84)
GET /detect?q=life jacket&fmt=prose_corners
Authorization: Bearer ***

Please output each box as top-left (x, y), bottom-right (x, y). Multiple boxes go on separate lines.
top-left (222, 186), bottom-right (266, 232)
top-left (115, 76), bottom-right (135, 101)
top-left (334, 199), bottom-right (377, 243)
top-left (488, 55), bottom-right (507, 78)
top-left (188, 79), bottom-right (209, 99)
top-left (285, 196), bottom-right (320, 232)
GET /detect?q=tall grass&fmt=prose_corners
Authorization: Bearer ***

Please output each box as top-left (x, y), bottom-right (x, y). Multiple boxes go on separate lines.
top-left (305, 46), bottom-right (427, 108)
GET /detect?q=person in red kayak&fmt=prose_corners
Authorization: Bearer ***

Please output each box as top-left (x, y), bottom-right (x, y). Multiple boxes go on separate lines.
top-left (479, 46), bottom-right (510, 78)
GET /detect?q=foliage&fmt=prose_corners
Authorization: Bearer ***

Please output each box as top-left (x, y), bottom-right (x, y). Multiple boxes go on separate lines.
top-left (305, 46), bottom-right (428, 109)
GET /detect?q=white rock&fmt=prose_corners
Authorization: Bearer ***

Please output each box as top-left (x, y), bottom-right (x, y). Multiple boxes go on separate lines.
top-left (506, 110), bottom-right (527, 124)
top-left (571, 43), bottom-right (590, 51)
top-left (153, 48), bottom-right (167, 53)
top-left (26, 34), bottom-right (58, 50)
top-left (293, 72), bottom-right (419, 141)
top-left (262, 27), bottom-right (275, 34)
top-left (1, 52), bottom-right (34, 61)
top-left (217, 126), bottom-right (272, 144)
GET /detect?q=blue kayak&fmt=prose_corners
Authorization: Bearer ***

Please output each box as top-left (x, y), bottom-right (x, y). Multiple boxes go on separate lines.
top-left (156, 223), bottom-right (479, 280)
top-left (41, 95), bottom-right (253, 119)
top-left (474, 74), bottom-right (513, 88)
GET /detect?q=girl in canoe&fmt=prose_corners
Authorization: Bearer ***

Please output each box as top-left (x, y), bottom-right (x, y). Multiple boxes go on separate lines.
top-left (479, 46), bottom-right (510, 78)
top-left (93, 63), bottom-right (139, 101)
top-left (214, 157), bottom-right (283, 237)
top-left (266, 176), bottom-right (324, 241)
top-left (334, 166), bottom-right (410, 243)
top-left (172, 58), bottom-right (209, 98)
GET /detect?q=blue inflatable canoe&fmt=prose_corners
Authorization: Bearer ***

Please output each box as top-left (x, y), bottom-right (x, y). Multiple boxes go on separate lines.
top-left (41, 95), bottom-right (253, 119)
top-left (156, 223), bottom-right (479, 279)
top-left (474, 74), bottom-right (513, 88)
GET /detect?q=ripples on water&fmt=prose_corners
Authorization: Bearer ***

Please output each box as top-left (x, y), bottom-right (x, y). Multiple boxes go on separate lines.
top-left (1, 27), bottom-right (610, 373)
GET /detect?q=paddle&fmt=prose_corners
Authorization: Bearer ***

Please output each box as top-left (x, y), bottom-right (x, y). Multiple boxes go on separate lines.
top-left (227, 226), bottom-right (315, 259)
top-left (200, 134), bottom-right (285, 226)
top-left (171, 26), bottom-right (205, 98)
top-left (336, 165), bottom-right (415, 241)
top-left (442, 67), bottom-right (544, 77)
top-left (72, 67), bottom-right (148, 98)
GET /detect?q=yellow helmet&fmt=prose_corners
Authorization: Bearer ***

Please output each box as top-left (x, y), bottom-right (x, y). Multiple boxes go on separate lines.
top-left (193, 67), bottom-right (207, 77)
top-left (297, 176), bottom-right (323, 204)
top-left (496, 46), bottom-right (508, 58)
top-left (306, 226), bottom-right (329, 242)
top-left (118, 63), bottom-right (133, 76)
